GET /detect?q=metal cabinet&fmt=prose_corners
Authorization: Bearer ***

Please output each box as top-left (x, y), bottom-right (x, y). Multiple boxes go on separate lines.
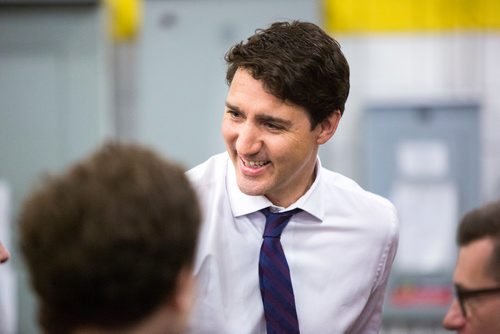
top-left (364, 102), bottom-right (480, 326)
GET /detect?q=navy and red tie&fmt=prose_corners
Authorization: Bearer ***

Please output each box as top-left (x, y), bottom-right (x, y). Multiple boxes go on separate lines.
top-left (259, 207), bottom-right (302, 334)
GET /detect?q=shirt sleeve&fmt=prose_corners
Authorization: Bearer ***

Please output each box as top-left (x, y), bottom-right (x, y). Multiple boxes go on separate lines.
top-left (347, 204), bottom-right (399, 334)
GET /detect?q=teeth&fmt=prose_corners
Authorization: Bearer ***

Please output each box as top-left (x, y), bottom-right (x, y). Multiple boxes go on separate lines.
top-left (246, 160), bottom-right (269, 168)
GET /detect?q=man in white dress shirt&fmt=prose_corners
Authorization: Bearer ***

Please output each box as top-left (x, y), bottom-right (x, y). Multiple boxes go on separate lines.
top-left (187, 21), bottom-right (399, 333)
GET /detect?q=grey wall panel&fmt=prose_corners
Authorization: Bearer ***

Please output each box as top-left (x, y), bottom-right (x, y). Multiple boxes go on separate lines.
top-left (0, 6), bottom-right (112, 333)
top-left (135, 0), bottom-right (320, 169)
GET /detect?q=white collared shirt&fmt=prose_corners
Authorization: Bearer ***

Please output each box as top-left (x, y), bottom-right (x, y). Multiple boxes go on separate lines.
top-left (187, 152), bottom-right (399, 334)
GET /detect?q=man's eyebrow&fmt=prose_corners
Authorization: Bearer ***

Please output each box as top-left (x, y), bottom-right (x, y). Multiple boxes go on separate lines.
top-left (225, 102), bottom-right (240, 111)
top-left (255, 114), bottom-right (292, 127)
top-left (454, 283), bottom-right (475, 292)
top-left (225, 102), bottom-right (292, 127)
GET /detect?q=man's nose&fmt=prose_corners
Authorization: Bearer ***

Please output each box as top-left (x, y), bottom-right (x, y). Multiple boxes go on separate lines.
top-left (442, 298), bottom-right (466, 330)
top-left (236, 124), bottom-right (261, 155)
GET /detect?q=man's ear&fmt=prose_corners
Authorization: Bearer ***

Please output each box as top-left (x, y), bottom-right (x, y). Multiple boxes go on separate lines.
top-left (316, 110), bottom-right (341, 145)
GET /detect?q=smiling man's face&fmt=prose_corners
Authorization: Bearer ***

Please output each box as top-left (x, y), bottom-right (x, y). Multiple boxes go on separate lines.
top-left (222, 68), bottom-right (338, 208)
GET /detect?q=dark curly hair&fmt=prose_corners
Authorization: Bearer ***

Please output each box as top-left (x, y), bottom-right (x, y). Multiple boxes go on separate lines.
top-left (19, 142), bottom-right (201, 333)
top-left (225, 20), bottom-right (350, 129)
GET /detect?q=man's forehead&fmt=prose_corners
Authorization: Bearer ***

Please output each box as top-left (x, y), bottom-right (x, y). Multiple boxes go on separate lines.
top-left (454, 238), bottom-right (496, 287)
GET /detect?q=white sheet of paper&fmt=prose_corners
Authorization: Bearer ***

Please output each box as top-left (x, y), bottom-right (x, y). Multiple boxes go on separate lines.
top-left (396, 140), bottom-right (449, 178)
top-left (390, 181), bottom-right (458, 273)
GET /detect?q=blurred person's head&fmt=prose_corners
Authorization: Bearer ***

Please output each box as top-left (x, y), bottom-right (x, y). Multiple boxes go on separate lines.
top-left (225, 20), bottom-right (350, 129)
top-left (19, 142), bottom-right (201, 334)
top-left (443, 199), bottom-right (500, 333)
top-left (0, 240), bottom-right (9, 264)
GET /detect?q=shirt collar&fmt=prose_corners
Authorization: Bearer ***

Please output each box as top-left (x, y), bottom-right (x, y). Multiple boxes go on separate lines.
top-left (226, 155), bottom-right (324, 221)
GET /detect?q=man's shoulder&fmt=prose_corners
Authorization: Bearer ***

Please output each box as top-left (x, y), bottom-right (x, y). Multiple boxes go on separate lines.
top-left (320, 167), bottom-right (397, 218)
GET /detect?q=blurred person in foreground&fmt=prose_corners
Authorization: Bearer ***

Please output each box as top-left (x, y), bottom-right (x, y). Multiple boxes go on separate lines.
top-left (0, 241), bottom-right (9, 264)
top-left (442, 199), bottom-right (500, 333)
top-left (18, 142), bottom-right (201, 334)
top-left (187, 20), bottom-right (399, 333)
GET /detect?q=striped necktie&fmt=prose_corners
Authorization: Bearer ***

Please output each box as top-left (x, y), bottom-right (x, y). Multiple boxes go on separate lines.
top-left (259, 207), bottom-right (302, 334)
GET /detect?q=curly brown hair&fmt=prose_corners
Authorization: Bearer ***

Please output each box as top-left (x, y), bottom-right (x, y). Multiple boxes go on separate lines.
top-left (19, 142), bottom-right (200, 333)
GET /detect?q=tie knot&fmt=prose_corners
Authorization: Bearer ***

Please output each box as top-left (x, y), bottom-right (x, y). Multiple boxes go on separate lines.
top-left (261, 208), bottom-right (302, 238)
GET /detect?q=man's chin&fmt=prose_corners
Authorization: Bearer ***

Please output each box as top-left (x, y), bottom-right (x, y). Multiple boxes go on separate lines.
top-left (236, 182), bottom-right (266, 197)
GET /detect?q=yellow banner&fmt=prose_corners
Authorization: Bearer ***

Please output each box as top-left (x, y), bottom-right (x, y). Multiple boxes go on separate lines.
top-left (324, 0), bottom-right (500, 33)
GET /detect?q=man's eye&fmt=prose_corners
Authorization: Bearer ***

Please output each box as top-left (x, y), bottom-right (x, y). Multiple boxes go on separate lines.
top-left (226, 110), bottom-right (241, 119)
top-left (265, 122), bottom-right (282, 130)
